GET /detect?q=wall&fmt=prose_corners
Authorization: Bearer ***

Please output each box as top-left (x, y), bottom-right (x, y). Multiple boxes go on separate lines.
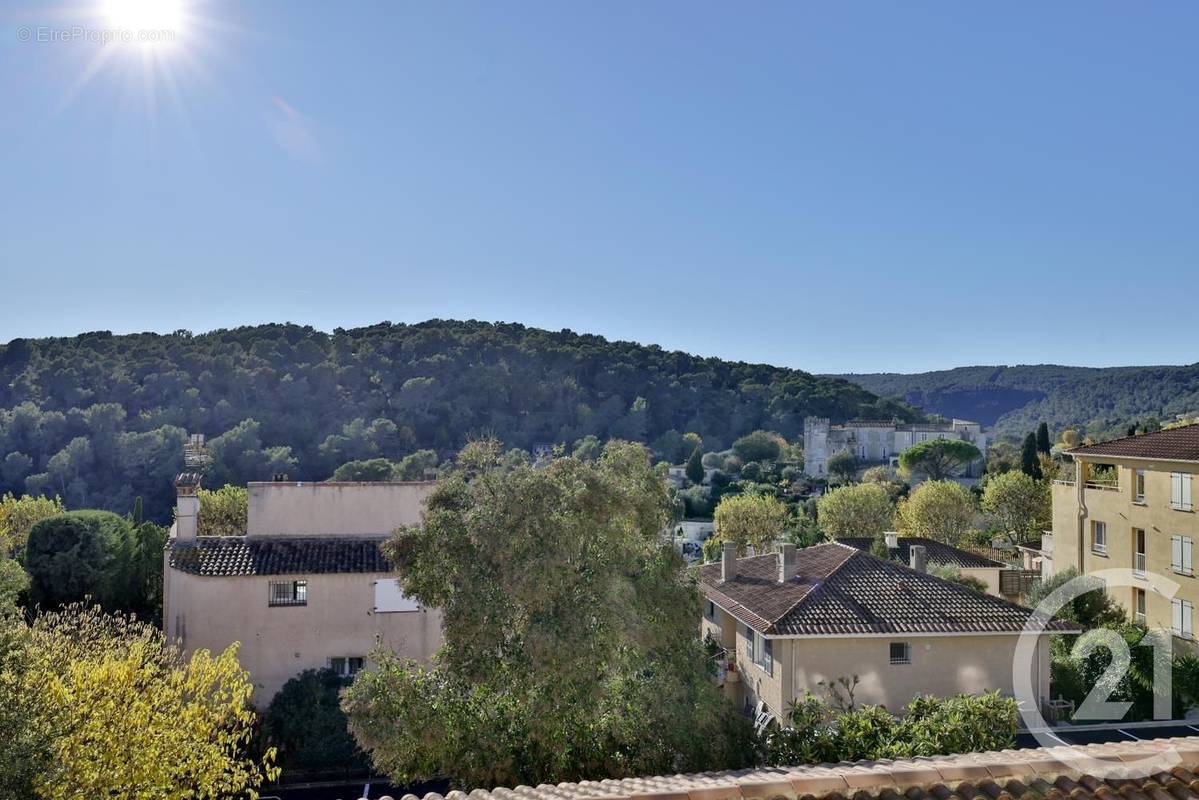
top-left (959, 566), bottom-right (1001, 596)
top-left (788, 633), bottom-right (1051, 712)
top-left (165, 569), bottom-right (443, 700)
top-left (246, 481), bottom-right (435, 536)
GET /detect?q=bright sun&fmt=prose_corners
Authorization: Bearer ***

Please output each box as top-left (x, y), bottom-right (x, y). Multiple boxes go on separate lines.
top-left (103, 0), bottom-right (183, 32)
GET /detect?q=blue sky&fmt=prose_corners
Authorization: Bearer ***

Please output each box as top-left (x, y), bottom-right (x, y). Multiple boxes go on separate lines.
top-left (2, 2), bottom-right (1197, 374)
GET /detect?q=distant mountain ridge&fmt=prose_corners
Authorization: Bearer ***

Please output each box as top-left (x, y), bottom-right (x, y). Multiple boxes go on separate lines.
top-left (830, 364), bottom-right (1199, 439)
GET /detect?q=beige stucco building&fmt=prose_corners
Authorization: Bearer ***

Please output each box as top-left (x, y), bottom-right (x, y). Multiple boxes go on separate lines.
top-left (803, 417), bottom-right (988, 479)
top-left (163, 476), bottom-right (444, 701)
top-left (1052, 424), bottom-right (1199, 643)
top-left (698, 542), bottom-right (1070, 723)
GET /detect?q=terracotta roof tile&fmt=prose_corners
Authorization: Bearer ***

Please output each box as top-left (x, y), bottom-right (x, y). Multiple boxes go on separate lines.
top-left (1069, 425), bottom-right (1199, 463)
top-left (380, 737), bottom-right (1199, 800)
top-left (696, 543), bottom-right (1075, 636)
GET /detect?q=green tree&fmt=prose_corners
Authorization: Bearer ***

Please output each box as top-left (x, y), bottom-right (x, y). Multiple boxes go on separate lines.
top-left (712, 492), bottom-right (790, 554)
top-left (571, 435), bottom-right (602, 462)
top-left (196, 485), bottom-right (248, 537)
top-left (395, 449), bottom-right (439, 481)
top-left (1036, 422), bottom-right (1051, 454)
top-left (263, 668), bottom-right (368, 775)
top-left (898, 439), bottom-right (981, 481)
top-left (0, 603), bottom-right (275, 799)
top-left (826, 450), bottom-right (857, 484)
top-left (981, 471), bottom-right (1049, 539)
top-left (24, 511), bottom-right (135, 612)
top-left (1020, 433), bottom-right (1043, 479)
top-left (894, 480), bottom-right (976, 545)
top-left (342, 439), bottom-right (755, 789)
top-left (685, 445), bottom-right (704, 485)
top-left (732, 430), bottom-right (782, 463)
top-left (0, 493), bottom-right (65, 556)
top-left (816, 483), bottom-right (894, 539)
top-left (330, 458), bottom-right (399, 482)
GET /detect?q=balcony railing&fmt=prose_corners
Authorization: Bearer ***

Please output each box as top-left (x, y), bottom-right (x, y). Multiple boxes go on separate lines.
top-left (1085, 480), bottom-right (1121, 492)
top-left (1053, 479), bottom-right (1076, 487)
top-left (1134, 553), bottom-right (1146, 575)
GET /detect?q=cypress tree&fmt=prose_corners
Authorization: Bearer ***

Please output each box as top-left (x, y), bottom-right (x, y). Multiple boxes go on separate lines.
top-left (1036, 422), bottom-right (1051, 454)
top-left (1021, 433), bottom-right (1042, 480)
top-left (685, 445), bottom-right (704, 485)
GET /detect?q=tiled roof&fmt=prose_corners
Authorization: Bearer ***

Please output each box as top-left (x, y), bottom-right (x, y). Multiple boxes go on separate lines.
top-left (169, 536), bottom-right (391, 576)
top-left (1070, 424), bottom-right (1199, 463)
top-left (837, 537), bottom-right (1005, 569)
top-left (696, 542), bottom-right (1074, 636)
top-left (387, 735), bottom-right (1199, 800)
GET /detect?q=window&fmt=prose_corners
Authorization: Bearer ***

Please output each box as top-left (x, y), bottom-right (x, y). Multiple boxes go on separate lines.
top-left (1135, 470), bottom-right (1146, 503)
top-left (1173, 535), bottom-right (1194, 576)
top-left (268, 580), bottom-right (307, 607)
top-left (1172, 473), bottom-right (1193, 511)
top-left (1135, 589), bottom-right (1146, 624)
top-left (745, 625), bottom-right (772, 676)
top-left (1174, 599), bottom-right (1195, 639)
top-left (1134, 529), bottom-right (1146, 575)
top-left (1091, 521), bottom-right (1107, 555)
top-left (329, 656), bottom-right (364, 678)
top-left (706, 600), bottom-right (716, 620)
top-left (889, 642), bottom-right (912, 665)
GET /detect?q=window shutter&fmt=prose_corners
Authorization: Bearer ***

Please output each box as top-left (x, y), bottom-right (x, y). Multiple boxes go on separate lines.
top-left (745, 626), bottom-right (755, 662)
top-left (1174, 473), bottom-right (1184, 507)
top-left (1186, 538), bottom-right (1194, 574)
top-left (764, 638), bottom-right (773, 675)
top-left (1186, 602), bottom-right (1195, 637)
top-left (1174, 600), bottom-right (1184, 634)
top-left (1174, 536), bottom-right (1184, 571)
top-left (1185, 475), bottom-right (1193, 510)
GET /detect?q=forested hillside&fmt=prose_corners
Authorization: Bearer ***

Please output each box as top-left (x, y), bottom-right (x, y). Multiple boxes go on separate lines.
top-left (834, 364), bottom-right (1199, 438)
top-left (0, 320), bottom-right (916, 519)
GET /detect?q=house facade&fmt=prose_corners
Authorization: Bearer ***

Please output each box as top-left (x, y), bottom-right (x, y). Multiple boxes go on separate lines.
top-left (803, 417), bottom-right (988, 478)
top-left (698, 542), bottom-right (1070, 723)
top-left (1052, 424), bottom-right (1199, 641)
top-left (163, 476), bottom-right (444, 700)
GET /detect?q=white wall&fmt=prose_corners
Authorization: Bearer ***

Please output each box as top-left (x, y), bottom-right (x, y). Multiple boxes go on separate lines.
top-left (246, 481), bottom-right (435, 536)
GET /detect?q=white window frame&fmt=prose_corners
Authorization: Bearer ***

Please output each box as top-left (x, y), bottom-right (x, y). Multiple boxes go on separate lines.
top-left (889, 641), bottom-right (912, 665)
top-left (1174, 598), bottom-right (1195, 639)
top-left (329, 656), bottom-right (365, 678)
top-left (1135, 470), bottom-right (1146, 504)
top-left (1092, 521), bottom-right (1107, 555)
top-left (745, 626), bottom-right (772, 676)
top-left (1172, 535), bottom-right (1194, 576)
top-left (1135, 589), bottom-right (1146, 624)
top-left (1172, 473), bottom-right (1193, 512)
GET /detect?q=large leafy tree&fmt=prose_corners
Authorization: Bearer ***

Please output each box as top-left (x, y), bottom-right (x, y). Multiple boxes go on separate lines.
top-left (0, 603), bottom-right (275, 799)
top-left (981, 470), bottom-right (1049, 539)
top-left (895, 480), bottom-right (977, 545)
top-left (263, 668), bottom-right (368, 775)
top-left (731, 430), bottom-right (783, 463)
top-left (343, 439), bottom-right (755, 789)
top-left (817, 483), bottom-right (894, 539)
top-left (712, 492), bottom-right (790, 555)
top-left (898, 439), bottom-right (981, 480)
top-left (196, 485), bottom-right (248, 537)
top-left (0, 493), bottom-right (64, 556)
top-left (1020, 433), bottom-right (1043, 479)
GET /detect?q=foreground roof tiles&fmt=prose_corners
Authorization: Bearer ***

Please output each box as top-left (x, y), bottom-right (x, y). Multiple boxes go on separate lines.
top-left (837, 536), bottom-right (1005, 569)
top-left (385, 736), bottom-right (1199, 800)
top-left (696, 542), bottom-right (1074, 636)
top-left (1069, 424), bottom-right (1199, 463)
top-left (169, 536), bottom-right (391, 576)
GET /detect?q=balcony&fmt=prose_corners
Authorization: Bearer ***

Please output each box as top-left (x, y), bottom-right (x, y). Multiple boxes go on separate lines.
top-left (1084, 480), bottom-right (1121, 492)
top-left (1134, 552), bottom-right (1146, 576)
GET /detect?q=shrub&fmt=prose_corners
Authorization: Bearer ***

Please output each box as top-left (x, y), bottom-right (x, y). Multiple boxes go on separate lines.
top-left (263, 669), bottom-right (369, 775)
top-left (24, 511), bottom-right (135, 612)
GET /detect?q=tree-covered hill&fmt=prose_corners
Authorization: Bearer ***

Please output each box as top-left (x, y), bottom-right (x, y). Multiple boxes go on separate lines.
top-left (832, 364), bottom-right (1199, 439)
top-left (0, 320), bottom-right (916, 518)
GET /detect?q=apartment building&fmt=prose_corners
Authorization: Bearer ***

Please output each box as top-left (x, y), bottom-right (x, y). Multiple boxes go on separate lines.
top-left (697, 541), bottom-right (1072, 723)
top-left (803, 417), bottom-right (988, 478)
top-left (1052, 424), bottom-right (1199, 641)
top-left (163, 475), bottom-right (444, 700)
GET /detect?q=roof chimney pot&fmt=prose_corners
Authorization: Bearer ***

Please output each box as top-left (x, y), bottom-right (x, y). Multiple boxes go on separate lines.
top-left (778, 542), bottom-right (799, 583)
top-left (910, 544), bottom-right (927, 574)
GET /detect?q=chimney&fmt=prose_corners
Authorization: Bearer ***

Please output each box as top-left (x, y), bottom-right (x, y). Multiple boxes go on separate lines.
top-left (909, 544), bottom-right (927, 573)
top-left (174, 472), bottom-right (201, 540)
top-left (884, 531), bottom-right (899, 550)
top-left (721, 541), bottom-right (737, 581)
top-left (778, 542), bottom-right (799, 583)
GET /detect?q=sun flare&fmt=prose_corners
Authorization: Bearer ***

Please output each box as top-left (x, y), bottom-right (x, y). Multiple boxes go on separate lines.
top-left (103, 0), bottom-right (183, 32)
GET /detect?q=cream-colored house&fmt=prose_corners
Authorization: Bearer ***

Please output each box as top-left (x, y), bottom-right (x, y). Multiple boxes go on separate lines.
top-left (163, 475), bottom-right (444, 701)
top-left (1052, 424), bottom-right (1199, 642)
top-left (698, 542), bottom-right (1072, 723)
